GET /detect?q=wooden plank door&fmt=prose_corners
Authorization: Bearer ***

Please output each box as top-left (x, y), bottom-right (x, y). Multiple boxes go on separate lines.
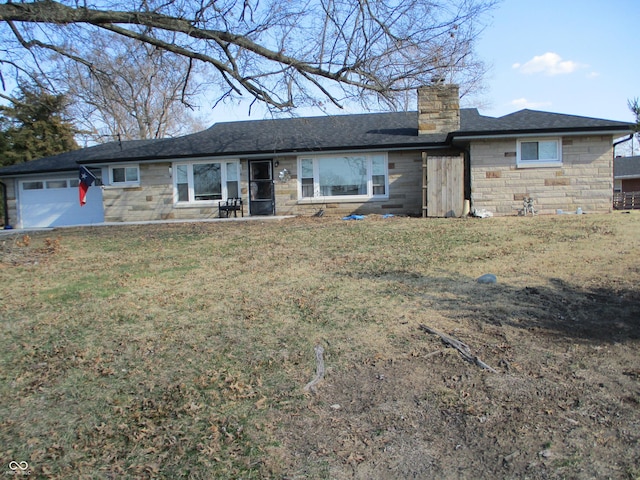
top-left (426, 155), bottom-right (464, 217)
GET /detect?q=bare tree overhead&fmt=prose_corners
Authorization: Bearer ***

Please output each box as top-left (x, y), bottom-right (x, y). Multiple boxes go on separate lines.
top-left (60, 35), bottom-right (206, 143)
top-left (0, 0), bottom-right (497, 112)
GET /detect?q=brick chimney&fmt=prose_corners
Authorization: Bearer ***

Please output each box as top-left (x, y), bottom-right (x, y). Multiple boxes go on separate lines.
top-left (417, 83), bottom-right (460, 135)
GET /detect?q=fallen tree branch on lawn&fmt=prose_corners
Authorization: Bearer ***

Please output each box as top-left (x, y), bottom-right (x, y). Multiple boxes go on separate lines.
top-left (303, 344), bottom-right (326, 393)
top-left (418, 324), bottom-right (497, 373)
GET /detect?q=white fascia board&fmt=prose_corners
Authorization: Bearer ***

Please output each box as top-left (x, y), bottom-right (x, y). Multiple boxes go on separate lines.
top-left (614, 174), bottom-right (640, 179)
top-left (452, 130), bottom-right (629, 142)
top-left (0, 170), bottom-right (78, 179)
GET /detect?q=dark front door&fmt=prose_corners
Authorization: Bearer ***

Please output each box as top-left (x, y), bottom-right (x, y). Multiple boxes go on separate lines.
top-left (249, 160), bottom-right (275, 215)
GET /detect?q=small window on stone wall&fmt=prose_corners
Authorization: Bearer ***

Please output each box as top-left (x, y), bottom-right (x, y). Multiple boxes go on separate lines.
top-left (517, 138), bottom-right (562, 167)
top-left (110, 165), bottom-right (140, 185)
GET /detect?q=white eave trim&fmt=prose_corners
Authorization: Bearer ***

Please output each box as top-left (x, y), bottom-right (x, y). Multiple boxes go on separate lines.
top-left (614, 174), bottom-right (640, 180)
top-left (0, 170), bottom-right (78, 179)
top-left (451, 129), bottom-right (630, 141)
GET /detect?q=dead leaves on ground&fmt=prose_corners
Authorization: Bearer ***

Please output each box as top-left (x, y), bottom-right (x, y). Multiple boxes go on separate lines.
top-left (1, 234), bottom-right (62, 265)
top-left (6, 338), bottom-right (276, 478)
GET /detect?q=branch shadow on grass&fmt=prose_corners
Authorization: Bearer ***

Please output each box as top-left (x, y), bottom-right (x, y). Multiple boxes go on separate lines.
top-left (369, 271), bottom-right (640, 344)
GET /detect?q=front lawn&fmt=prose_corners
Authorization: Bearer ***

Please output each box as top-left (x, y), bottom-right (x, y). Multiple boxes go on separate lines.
top-left (1, 213), bottom-right (639, 479)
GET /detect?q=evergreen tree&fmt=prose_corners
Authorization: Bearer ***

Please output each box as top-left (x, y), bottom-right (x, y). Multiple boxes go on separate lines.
top-left (0, 84), bottom-right (78, 167)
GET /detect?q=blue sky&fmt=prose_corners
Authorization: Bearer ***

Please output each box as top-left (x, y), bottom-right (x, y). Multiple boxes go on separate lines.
top-left (476, 0), bottom-right (638, 123)
top-left (207, 0), bottom-right (638, 125)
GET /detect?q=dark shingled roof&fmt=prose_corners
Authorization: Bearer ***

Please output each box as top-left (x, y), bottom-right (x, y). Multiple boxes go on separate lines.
top-left (0, 139), bottom-right (158, 176)
top-left (0, 108), bottom-right (632, 176)
top-left (455, 109), bottom-right (633, 136)
top-left (614, 156), bottom-right (640, 178)
top-left (93, 111), bottom-right (447, 163)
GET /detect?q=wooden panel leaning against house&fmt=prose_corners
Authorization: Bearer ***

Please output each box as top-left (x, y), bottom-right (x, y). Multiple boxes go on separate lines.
top-left (425, 154), bottom-right (465, 218)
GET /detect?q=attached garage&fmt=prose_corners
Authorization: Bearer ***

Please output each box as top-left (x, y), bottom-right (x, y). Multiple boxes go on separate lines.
top-left (0, 139), bottom-right (154, 229)
top-left (18, 174), bottom-right (104, 228)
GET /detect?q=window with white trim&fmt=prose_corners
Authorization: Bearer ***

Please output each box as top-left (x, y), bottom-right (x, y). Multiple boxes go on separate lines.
top-left (298, 153), bottom-right (388, 200)
top-left (174, 160), bottom-right (240, 204)
top-left (517, 138), bottom-right (562, 167)
top-left (110, 165), bottom-right (140, 185)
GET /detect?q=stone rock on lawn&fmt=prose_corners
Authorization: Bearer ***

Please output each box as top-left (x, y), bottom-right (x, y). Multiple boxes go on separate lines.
top-left (476, 273), bottom-right (497, 284)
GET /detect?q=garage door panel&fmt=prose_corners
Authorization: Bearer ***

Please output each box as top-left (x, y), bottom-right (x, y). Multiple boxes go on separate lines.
top-left (19, 178), bottom-right (104, 228)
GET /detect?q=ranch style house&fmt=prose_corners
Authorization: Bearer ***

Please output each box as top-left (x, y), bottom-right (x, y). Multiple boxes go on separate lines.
top-left (0, 84), bottom-right (633, 229)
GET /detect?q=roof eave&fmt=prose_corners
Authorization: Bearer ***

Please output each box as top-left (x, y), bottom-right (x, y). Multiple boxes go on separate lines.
top-left (0, 166), bottom-right (80, 177)
top-left (450, 126), bottom-right (632, 142)
top-left (614, 174), bottom-right (640, 180)
top-left (77, 141), bottom-right (454, 164)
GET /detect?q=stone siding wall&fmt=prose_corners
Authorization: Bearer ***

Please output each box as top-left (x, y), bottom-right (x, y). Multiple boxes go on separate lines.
top-left (3, 179), bottom-right (17, 227)
top-left (104, 162), bottom-right (249, 222)
top-left (103, 162), bottom-right (223, 222)
top-left (271, 151), bottom-right (428, 217)
top-left (470, 135), bottom-right (614, 215)
top-left (102, 149), bottom-right (452, 222)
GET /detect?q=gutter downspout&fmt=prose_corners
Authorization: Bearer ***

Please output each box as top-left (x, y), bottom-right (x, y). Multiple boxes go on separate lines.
top-left (0, 180), bottom-right (12, 229)
top-left (612, 134), bottom-right (634, 209)
top-left (613, 134), bottom-right (634, 156)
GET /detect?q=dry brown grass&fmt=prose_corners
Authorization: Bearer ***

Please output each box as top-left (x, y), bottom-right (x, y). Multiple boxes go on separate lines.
top-left (1, 212), bottom-right (639, 479)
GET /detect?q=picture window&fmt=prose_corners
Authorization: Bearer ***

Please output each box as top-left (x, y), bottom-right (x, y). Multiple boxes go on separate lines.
top-left (298, 154), bottom-right (388, 200)
top-left (174, 161), bottom-right (240, 204)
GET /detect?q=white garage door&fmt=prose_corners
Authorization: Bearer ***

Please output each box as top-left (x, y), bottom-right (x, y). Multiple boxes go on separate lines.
top-left (19, 175), bottom-right (104, 228)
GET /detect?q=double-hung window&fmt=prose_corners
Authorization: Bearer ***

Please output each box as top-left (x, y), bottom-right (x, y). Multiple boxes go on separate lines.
top-left (298, 153), bottom-right (388, 200)
top-left (517, 138), bottom-right (562, 167)
top-left (174, 160), bottom-right (240, 204)
top-left (110, 165), bottom-right (140, 185)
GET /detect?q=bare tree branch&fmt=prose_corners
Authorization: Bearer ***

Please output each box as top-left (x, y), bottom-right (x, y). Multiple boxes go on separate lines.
top-left (58, 35), bottom-right (205, 142)
top-left (0, 0), bottom-right (497, 111)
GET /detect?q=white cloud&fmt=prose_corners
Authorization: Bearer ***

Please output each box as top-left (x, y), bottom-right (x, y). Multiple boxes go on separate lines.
top-left (512, 52), bottom-right (586, 76)
top-left (510, 98), bottom-right (552, 110)
top-left (587, 71), bottom-right (600, 79)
